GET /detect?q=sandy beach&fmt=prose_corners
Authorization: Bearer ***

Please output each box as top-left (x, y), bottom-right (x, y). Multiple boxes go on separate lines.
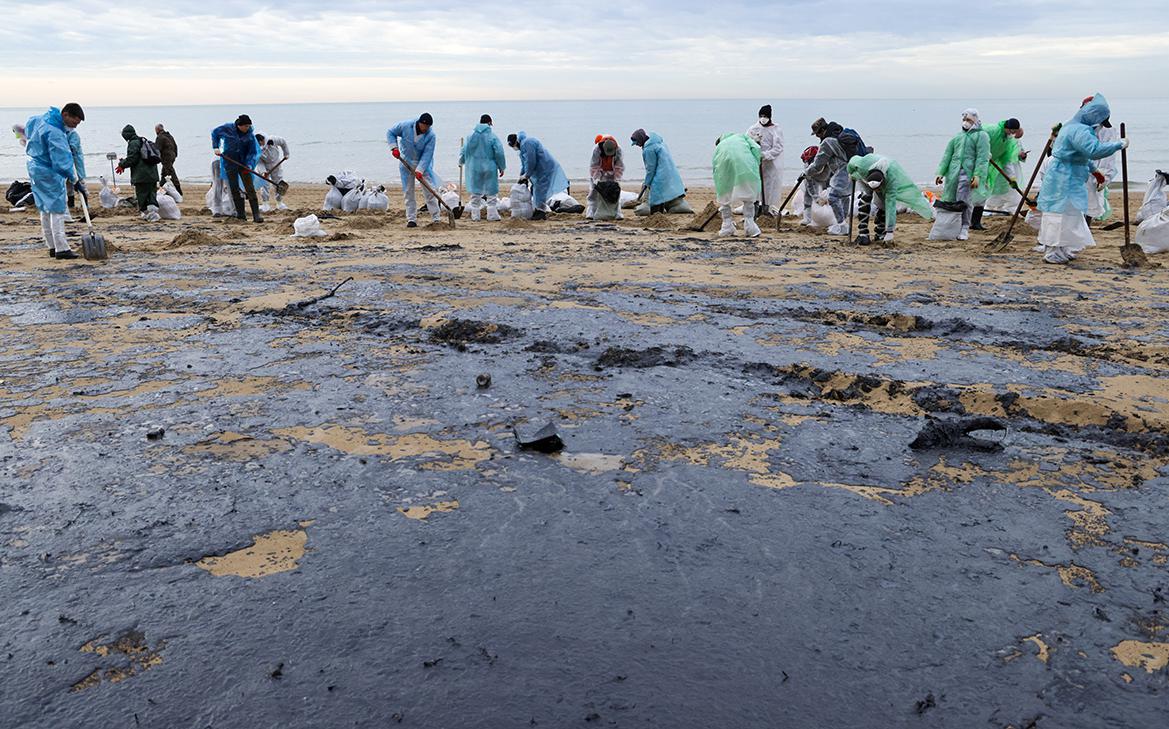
top-left (2, 182), bottom-right (1168, 726)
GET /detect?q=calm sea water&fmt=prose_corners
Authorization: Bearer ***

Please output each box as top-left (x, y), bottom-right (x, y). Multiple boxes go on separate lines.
top-left (3, 99), bottom-right (1167, 190)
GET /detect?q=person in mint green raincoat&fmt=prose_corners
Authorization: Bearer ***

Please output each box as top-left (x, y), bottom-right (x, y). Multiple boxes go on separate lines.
top-left (459, 114), bottom-right (506, 222)
top-left (387, 113), bottom-right (440, 227)
top-left (1035, 93), bottom-right (1127, 264)
top-left (25, 104), bottom-right (85, 259)
top-left (507, 131), bottom-right (569, 220)
top-left (712, 133), bottom-right (762, 238)
top-left (630, 129), bottom-right (688, 214)
top-left (971, 118), bottom-right (1024, 229)
top-left (935, 108), bottom-right (990, 239)
top-left (848, 153), bottom-right (933, 244)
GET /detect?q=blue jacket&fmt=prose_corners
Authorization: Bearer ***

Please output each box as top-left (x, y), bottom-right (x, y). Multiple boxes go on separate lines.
top-left (24, 107), bottom-right (74, 213)
top-left (460, 123), bottom-right (506, 196)
top-left (641, 132), bottom-right (685, 205)
top-left (387, 117), bottom-right (439, 188)
top-left (211, 122), bottom-right (260, 180)
top-left (67, 128), bottom-right (85, 179)
top-left (1038, 93), bottom-right (1126, 215)
top-left (516, 132), bottom-right (569, 207)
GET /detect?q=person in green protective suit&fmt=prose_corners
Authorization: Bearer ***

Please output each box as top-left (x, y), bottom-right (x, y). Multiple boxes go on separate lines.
top-left (934, 108), bottom-right (990, 240)
top-left (971, 118), bottom-right (1025, 229)
top-left (712, 133), bottom-right (762, 238)
top-left (848, 153), bottom-right (934, 244)
top-left (116, 124), bottom-right (160, 221)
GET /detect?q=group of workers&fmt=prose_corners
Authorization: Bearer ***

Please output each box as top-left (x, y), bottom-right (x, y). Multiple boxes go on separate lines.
top-left (18, 93), bottom-right (1130, 265)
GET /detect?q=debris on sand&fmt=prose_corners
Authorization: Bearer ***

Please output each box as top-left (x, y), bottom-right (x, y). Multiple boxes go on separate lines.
top-left (412, 243), bottom-right (462, 252)
top-left (429, 318), bottom-right (520, 347)
top-left (1121, 244), bottom-right (1161, 269)
top-left (639, 213), bottom-right (677, 229)
top-left (515, 423), bottom-right (565, 453)
top-left (165, 230), bottom-right (227, 249)
top-left (476, 373), bottom-right (492, 389)
top-left (686, 201), bottom-right (720, 232)
top-left (326, 232), bottom-right (354, 241)
top-left (594, 345), bottom-right (697, 369)
top-left (909, 416), bottom-right (1006, 451)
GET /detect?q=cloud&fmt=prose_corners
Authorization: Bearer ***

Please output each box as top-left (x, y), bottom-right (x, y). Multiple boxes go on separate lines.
top-left (2, 0), bottom-right (1167, 104)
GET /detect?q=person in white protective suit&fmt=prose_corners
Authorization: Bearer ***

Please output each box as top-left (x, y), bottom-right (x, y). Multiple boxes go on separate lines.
top-left (746, 104), bottom-right (784, 215)
top-left (255, 133), bottom-right (290, 211)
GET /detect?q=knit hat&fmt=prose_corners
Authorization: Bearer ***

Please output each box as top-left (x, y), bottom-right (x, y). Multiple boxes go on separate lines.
top-left (1004, 118), bottom-right (1021, 130)
top-left (480, 114), bottom-right (492, 124)
top-left (630, 128), bottom-right (649, 147)
top-left (759, 104), bottom-right (772, 118)
top-left (236, 114), bottom-right (252, 126)
top-left (418, 112), bottom-right (433, 125)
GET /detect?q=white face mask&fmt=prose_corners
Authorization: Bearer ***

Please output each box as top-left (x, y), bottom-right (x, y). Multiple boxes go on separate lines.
top-left (759, 117), bottom-right (770, 125)
top-left (962, 120), bottom-right (974, 131)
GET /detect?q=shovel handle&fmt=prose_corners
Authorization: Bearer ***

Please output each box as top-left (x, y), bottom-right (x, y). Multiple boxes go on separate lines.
top-left (393, 154), bottom-right (455, 215)
top-left (1002, 123), bottom-right (1061, 240)
top-left (1120, 123), bottom-right (1131, 247)
top-left (75, 164), bottom-right (94, 229)
top-left (221, 154), bottom-right (279, 186)
top-left (988, 159), bottom-right (1036, 207)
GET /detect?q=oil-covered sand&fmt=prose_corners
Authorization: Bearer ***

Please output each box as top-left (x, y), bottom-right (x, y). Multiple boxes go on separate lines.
top-left (2, 185), bottom-right (1167, 727)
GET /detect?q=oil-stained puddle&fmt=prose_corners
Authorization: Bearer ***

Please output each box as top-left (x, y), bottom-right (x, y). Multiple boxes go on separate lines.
top-left (184, 432), bottom-right (292, 461)
top-left (274, 424), bottom-right (491, 470)
top-left (398, 500), bottom-right (460, 520)
top-left (554, 452), bottom-right (626, 474)
top-left (196, 520), bottom-right (314, 578)
top-left (71, 630), bottom-right (165, 692)
top-left (1111, 641), bottom-right (1169, 674)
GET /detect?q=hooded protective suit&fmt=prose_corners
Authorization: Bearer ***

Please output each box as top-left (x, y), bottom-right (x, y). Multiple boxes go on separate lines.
top-left (847, 154), bottom-right (934, 231)
top-left (460, 123), bottom-right (506, 197)
top-left (746, 120), bottom-right (784, 209)
top-left (936, 116), bottom-right (991, 202)
top-left (257, 136), bottom-right (290, 207)
top-left (639, 132), bottom-right (685, 206)
top-left (1037, 94), bottom-right (1125, 216)
top-left (515, 132), bottom-right (569, 210)
top-left (587, 136), bottom-right (624, 219)
top-left (1086, 123), bottom-right (1121, 219)
top-left (977, 120), bottom-right (1020, 204)
top-left (713, 133), bottom-right (762, 204)
top-left (24, 107), bottom-right (76, 213)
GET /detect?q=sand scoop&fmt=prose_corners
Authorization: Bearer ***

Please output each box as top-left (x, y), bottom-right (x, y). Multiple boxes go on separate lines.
top-left (392, 149), bottom-right (456, 228)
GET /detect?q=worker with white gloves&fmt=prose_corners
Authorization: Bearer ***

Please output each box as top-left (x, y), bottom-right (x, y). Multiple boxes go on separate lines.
top-left (746, 104), bottom-right (784, 215)
top-left (255, 133), bottom-right (290, 211)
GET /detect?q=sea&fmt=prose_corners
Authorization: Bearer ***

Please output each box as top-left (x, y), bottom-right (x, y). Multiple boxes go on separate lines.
top-left (3, 99), bottom-right (1167, 191)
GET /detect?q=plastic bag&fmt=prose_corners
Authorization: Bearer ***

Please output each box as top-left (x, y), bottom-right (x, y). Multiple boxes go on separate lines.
top-left (549, 191), bottom-right (584, 214)
top-left (366, 186), bottom-right (389, 212)
top-left (161, 179), bottom-right (183, 204)
top-left (357, 188), bottom-right (371, 210)
top-left (156, 190), bottom-right (181, 220)
top-left (323, 185), bottom-right (343, 210)
top-left (809, 192), bottom-right (836, 228)
top-left (928, 208), bottom-right (964, 240)
top-left (341, 183), bottom-right (365, 213)
top-left (99, 177), bottom-right (119, 209)
top-left (1137, 171), bottom-right (1168, 224)
top-left (1137, 208), bottom-right (1169, 254)
top-left (441, 188), bottom-right (461, 211)
top-left (292, 214), bottom-right (328, 238)
top-left (619, 190), bottom-right (640, 208)
top-left (509, 183), bottom-right (534, 220)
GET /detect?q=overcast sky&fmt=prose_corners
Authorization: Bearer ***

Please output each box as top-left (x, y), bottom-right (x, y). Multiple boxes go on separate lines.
top-left (3, 0), bottom-right (1167, 106)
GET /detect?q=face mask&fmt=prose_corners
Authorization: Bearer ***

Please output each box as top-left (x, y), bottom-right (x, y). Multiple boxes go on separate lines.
top-left (759, 117), bottom-right (770, 126)
top-left (962, 121), bottom-right (974, 131)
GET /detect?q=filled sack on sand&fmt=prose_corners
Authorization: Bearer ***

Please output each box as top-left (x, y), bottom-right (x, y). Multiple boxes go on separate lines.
top-left (156, 189), bottom-right (181, 220)
top-left (366, 186), bottom-right (389, 212)
top-left (292, 214), bottom-right (329, 238)
top-left (928, 201), bottom-right (966, 240)
top-left (809, 192), bottom-right (837, 229)
top-left (509, 183), bottom-right (534, 220)
top-left (1137, 208), bottom-right (1169, 254)
top-left (1137, 170), bottom-right (1169, 224)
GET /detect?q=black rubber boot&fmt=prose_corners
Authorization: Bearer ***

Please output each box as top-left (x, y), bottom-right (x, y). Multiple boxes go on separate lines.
top-left (231, 194), bottom-right (246, 220)
top-left (249, 196), bottom-right (264, 223)
top-left (970, 206), bottom-right (985, 230)
top-left (532, 209), bottom-right (547, 221)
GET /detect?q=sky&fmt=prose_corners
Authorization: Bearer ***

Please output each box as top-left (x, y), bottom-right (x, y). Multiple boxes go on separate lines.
top-left (3, 0), bottom-right (1168, 106)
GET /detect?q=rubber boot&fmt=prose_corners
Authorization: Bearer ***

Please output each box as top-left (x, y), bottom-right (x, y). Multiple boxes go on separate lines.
top-left (970, 206), bottom-right (985, 230)
top-left (249, 195), bottom-right (264, 223)
top-left (232, 194), bottom-right (246, 220)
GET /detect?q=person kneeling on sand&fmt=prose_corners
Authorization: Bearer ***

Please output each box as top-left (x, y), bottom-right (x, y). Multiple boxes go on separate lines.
top-left (630, 128), bottom-right (690, 216)
top-left (713, 133), bottom-right (763, 238)
top-left (116, 124), bottom-right (161, 222)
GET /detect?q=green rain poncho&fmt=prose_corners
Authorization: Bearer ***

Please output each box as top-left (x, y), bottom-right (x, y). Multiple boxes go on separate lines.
top-left (712, 133), bottom-right (761, 201)
top-left (976, 120), bottom-right (1020, 204)
top-left (848, 154), bottom-right (934, 228)
top-left (936, 125), bottom-right (990, 202)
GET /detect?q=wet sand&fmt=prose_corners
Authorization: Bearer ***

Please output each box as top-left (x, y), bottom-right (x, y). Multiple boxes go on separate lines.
top-left (1, 183), bottom-right (1168, 727)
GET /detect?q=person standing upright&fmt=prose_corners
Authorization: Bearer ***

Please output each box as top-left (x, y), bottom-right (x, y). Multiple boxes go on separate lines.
top-left (25, 103), bottom-right (85, 259)
top-left (155, 123), bottom-right (181, 195)
top-left (255, 133), bottom-right (291, 211)
top-left (211, 114), bottom-right (263, 223)
top-left (747, 104), bottom-right (784, 215)
top-left (935, 108), bottom-right (991, 240)
top-left (387, 113), bottom-right (439, 228)
top-left (116, 124), bottom-right (160, 221)
top-left (459, 114), bottom-right (507, 222)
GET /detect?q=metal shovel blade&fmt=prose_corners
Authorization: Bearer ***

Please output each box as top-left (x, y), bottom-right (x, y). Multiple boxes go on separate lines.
top-left (986, 231), bottom-right (1013, 253)
top-left (81, 229), bottom-right (108, 260)
top-left (276, 180), bottom-right (290, 196)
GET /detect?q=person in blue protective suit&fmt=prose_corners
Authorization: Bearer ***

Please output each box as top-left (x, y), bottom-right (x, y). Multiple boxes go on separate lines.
top-left (24, 103), bottom-right (85, 259)
top-left (1035, 92), bottom-right (1127, 264)
top-left (459, 114), bottom-right (506, 222)
top-left (387, 113), bottom-right (439, 228)
top-left (507, 131), bottom-right (569, 220)
top-left (630, 128), bottom-right (689, 215)
top-left (212, 114), bottom-right (264, 222)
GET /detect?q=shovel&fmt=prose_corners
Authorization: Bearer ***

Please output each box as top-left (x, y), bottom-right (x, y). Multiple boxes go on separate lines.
top-left (987, 123), bottom-right (1061, 253)
top-left (775, 175), bottom-right (805, 231)
top-left (221, 154), bottom-right (290, 196)
top-left (988, 159), bottom-right (1037, 208)
top-left (1118, 123), bottom-right (1154, 267)
top-left (393, 150), bottom-right (456, 228)
top-left (75, 172), bottom-right (108, 260)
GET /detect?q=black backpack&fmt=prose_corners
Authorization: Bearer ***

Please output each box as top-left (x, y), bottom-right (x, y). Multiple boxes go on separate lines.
top-left (139, 137), bottom-right (162, 165)
top-left (5, 180), bottom-right (32, 206)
